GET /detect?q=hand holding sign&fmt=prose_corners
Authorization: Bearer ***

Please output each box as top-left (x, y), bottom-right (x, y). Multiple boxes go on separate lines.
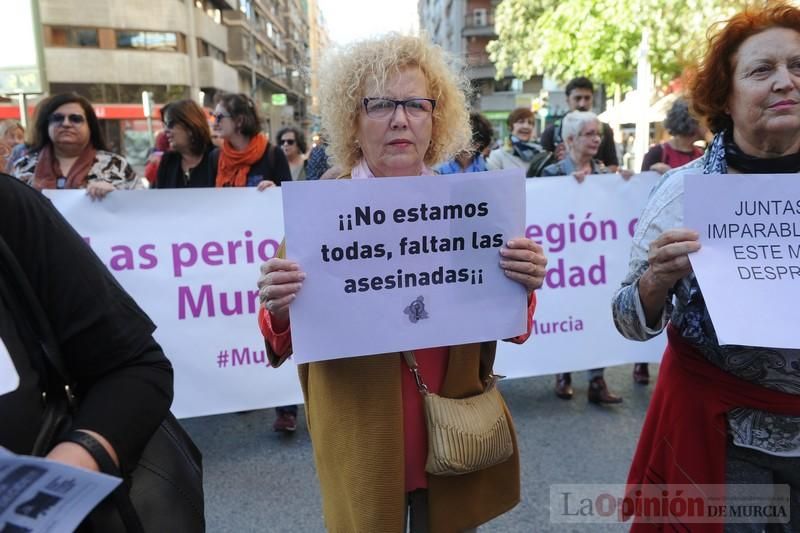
top-left (500, 238), bottom-right (548, 292)
top-left (639, 228), bottom-right (701, 326)
top-left (258, 258), bottom-right (305, 329)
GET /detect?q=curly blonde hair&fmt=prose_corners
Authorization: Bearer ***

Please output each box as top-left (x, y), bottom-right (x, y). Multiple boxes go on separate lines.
top-left (319, 33), bottom-right (472, 171)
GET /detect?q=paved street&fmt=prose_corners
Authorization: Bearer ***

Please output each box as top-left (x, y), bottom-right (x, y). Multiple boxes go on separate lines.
top-left (183, 364), bottom-right (656, 532)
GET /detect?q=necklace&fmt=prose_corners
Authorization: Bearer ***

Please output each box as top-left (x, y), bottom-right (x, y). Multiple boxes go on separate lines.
top-left (181, 153), bottom-right (202, 185)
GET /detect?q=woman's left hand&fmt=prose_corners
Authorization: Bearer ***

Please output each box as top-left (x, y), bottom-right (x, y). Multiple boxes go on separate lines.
top-left (499, 238), bottom-right (548, 292)
top-left (86, 180), bottom-right (114, 200)
top-left (257, 180), bottom-right (277, 191)
top-left (619, 168), bottom-right (634, 180)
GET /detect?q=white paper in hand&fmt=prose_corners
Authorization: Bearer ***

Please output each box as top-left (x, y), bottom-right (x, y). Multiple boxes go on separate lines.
top-left (0, 336), bottom-right (19, 396)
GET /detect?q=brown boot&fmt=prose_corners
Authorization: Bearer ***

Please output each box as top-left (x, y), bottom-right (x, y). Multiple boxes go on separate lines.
top-left (632, 363), bottom-right (650, 385)
top-left (588, 377), bottom-right (622, 404)
top-left (554, 373), bottom-right (573, 400)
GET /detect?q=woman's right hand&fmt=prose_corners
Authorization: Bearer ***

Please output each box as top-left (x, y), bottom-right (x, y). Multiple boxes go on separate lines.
top-left (257, 258), bottom-right (305, 327)
top-left (638, 228), bottom-right (701, 325)
top-left (649, 162), bottom-right (671, 175)
top-left (257, 180), bottom-right (277, 191)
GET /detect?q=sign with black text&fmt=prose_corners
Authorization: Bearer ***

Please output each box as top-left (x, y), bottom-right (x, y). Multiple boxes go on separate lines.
top-left (281, 170), bottom-right (528, 362)
top-left (685, 173), bottom-right (800, 348)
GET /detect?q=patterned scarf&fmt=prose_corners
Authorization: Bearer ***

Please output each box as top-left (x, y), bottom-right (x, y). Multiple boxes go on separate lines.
top-left (509, 136), bottom-right (541, 163)
top-left (703, 129), bottom-right (800, 174)
top-left (32, 143), bottom-right (96, 191)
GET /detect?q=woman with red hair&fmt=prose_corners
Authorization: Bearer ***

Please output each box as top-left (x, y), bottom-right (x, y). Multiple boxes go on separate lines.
top-left (613, 3), bottom-right (800, 531)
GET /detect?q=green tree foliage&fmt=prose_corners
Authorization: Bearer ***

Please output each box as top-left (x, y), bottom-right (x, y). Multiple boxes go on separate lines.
top-left (488, 0), bottom-right (748, 90)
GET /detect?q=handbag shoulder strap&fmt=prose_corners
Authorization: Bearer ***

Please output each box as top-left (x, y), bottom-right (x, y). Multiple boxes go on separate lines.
top-left (0, 235), bottom-right (74, 392)
top-left (401, 350), bottom-right (428, 393)
top-left (402, 347), bottom-right (502, 395)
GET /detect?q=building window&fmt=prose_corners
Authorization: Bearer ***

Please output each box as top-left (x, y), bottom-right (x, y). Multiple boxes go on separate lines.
top-left (197, 39), bottom-right (226, 62)
top-left (195, 0), bottom-right (222, 23)
top-left (117, 31), bottom-right (179, 51)
top-left (239, 0), bottom-right (253, 20)
top-left (50, 83), bottom-right (189, 104)
top-left (46, 26), bottom-right (99, 48)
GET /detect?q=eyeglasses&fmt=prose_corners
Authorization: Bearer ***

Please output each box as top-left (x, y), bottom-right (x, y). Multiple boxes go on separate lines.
top-left (280, 138), bottom-right (295, 146)
top-left (213, 112), bottom-right (231, 124)
top-left (164, 119), bottom-right (179, 129)
top-left (579, 131), bottom-right (602, 139)
top-left (49, 113), bottom-right (86, 126)
top-left (362, 98), bottom-right (436, 119)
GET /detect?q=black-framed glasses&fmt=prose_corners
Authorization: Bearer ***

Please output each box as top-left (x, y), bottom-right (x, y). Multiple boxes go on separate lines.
top-left (280, 138), bottom-right (295, 146)
top-left (213, 112), bottom-right (231, 124)
top-left (362, 98), bottom-right (436, 119)
top-left (49, 113), bottom-right (86, 126)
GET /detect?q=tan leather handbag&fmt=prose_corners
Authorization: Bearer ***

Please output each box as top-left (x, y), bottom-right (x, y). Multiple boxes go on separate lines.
top-left (402, 351), bottom-right (514, 476)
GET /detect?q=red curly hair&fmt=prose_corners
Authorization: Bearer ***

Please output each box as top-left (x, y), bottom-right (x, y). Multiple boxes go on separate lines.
top-left (690, 2), bottom-right (800, 133)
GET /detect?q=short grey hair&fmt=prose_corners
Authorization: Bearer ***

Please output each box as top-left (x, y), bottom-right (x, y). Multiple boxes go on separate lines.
top-left (561, 111), bottom-right (599, 143)
top-left (664, 97), bottom-right (699, 137)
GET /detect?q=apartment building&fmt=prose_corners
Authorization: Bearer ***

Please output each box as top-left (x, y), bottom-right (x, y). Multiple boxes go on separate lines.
top-left (418, 0), bottom-right (544, 138)
top-left (223, 0), bottom-right (309, 137)
top-left (306, 0), bottom-right (330, 134)
top-left (1, 0), bottom-right (313, 163)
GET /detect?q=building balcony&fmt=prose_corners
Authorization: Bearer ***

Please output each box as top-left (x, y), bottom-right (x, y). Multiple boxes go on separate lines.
top-left (462, 13), bottom-right (495, 38)
top-left (226, 26), bottom-right (287, 67)
top-left (45, 48), bottom-right (190, 85)
top-left (463, 52), bottom-right (494, 79)
top-left (197, 57), bottom-right (238, 93)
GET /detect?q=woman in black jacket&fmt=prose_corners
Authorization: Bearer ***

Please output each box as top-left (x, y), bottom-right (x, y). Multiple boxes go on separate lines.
top-left (0, 174), bottom-right (174, 529)
top-left (155, 99), bottom-right (217, 189)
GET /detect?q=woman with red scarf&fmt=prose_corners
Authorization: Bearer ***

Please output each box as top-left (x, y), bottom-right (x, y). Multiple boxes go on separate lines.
top-left (10, 93), bottom-right (141, 198)
top-left (211, 93), bottom-right (290, 190)
top-left (613, 4), bottom-right (800, 531)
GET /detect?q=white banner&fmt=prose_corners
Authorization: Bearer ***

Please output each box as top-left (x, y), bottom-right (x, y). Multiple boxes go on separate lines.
top-left (685, 173), bottom-right (800, 349)
top-left (47, 176), bottom-right (664, 418)
top-left (494, 173), bottom-right (664, 378)
top-left (281, 170), bottom-right (527, 362)
top-left (46, 188), bottom-right (303, 419)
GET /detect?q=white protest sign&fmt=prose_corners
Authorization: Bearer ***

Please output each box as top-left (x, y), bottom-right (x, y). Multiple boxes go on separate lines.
top-left (495, 173), bottom-right (665, 376)
top-left (281, 170), bottom-right (528, 362)
top-left (0, 337), bottom-right (19, 396)
top-left (0, 447), bottom-right (120, 533)
top-left (45, 189), bottom-right (303, 419)
top-left (684, 173), bottom-right (800, 349)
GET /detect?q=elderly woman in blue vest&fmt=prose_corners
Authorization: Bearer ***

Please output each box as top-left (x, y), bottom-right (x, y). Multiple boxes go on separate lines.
top-left (541, 111), bottom-right (610, 180)
top-left (541, 110), bottom-right (627, 403)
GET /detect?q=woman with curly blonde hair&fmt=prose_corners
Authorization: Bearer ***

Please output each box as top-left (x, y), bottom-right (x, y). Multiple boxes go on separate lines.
top-left (256, 33), bottom-right (547, 532)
